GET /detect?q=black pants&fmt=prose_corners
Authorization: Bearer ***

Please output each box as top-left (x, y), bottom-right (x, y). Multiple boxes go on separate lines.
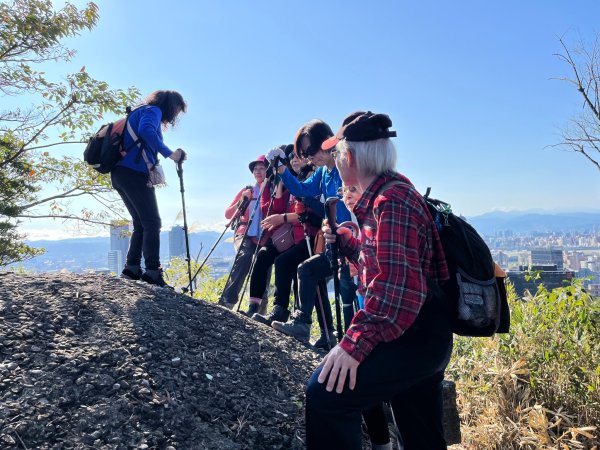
top-left (297, 253), bottom-right (356, 333)
top-left (273, 239), bottom-right (313, 310)
top-left (297, 253), bottom-right (334, 330)
top-left (111, 166), bottom-right (161, 270)
top-left (220, 235), bottom-right (257, 304)
top-left (305, 298), bottom-right (453, 450)
top-left (249, 244), bottom-right (280, 299)
top-left (249, 241), bottom-right (312, 309)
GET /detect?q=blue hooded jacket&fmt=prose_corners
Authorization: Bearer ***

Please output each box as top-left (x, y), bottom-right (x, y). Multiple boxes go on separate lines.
top-left (118, 105), bottom-right (173, 173)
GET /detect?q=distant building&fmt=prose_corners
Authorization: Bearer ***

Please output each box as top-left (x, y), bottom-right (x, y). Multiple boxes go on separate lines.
top-left (565, 251), bottom-right (585, 271)
top-left (531, 249), bottom-right (564, 271)
top-left (493, 251), bottom-right (509, 269)
top-left (588, 284), bottom-right (600, 299)
top-left (169, 226), bottom-right (186, 259)
top-left (109, 221), bottom-right (131, 273)
top-left (107, 250), bottom-right (121, 275)
top-left (507, 264), bottom-right (575, 297)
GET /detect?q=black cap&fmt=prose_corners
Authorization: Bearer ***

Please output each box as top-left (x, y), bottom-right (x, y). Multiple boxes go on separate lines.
top-left (322, 111), bottom-right (396, 150)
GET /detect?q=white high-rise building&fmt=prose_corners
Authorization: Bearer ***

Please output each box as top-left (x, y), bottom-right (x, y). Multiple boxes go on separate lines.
top-left (108, 250), bottom-right (122, 275)
top-left (109, 221), bottom-right (130, 273)
top-left (169, 226), bottom-right (186, 259)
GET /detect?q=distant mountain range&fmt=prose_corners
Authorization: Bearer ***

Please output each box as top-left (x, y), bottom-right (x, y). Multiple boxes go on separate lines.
top-left (466, 211), bottom-right (600, 235)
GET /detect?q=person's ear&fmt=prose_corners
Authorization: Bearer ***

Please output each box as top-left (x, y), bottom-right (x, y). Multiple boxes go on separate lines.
top-left (346, 149), bottom-right (355, 167)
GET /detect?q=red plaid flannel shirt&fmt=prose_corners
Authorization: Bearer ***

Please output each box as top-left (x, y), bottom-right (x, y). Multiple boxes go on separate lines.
top-left (338, 172), bottom-right (449, 363)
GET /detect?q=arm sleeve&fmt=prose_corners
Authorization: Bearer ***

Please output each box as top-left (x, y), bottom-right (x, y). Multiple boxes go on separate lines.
top-left (137, 107), bottom-right (173, 158)
top-left (280, 167), bottom-right (323, 199)
top-left (225, 189), bottom-right (245, 220)
top-left (270, 189), bottom-right (289, 214)
top-left (339, 198), bottom-right (429, 363)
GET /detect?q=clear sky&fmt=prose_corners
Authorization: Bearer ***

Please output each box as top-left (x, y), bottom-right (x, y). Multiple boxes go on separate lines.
top-left (22, 0), bottom-right (600, 239)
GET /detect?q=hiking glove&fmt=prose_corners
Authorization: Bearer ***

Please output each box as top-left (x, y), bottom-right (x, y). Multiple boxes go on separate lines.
top-left (266, 147), bottom-right (286, 166)
top-left (169, 148), bottom-right (186, 162)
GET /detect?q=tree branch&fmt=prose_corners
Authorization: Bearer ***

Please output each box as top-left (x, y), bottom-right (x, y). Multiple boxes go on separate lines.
top-left (27, 141), bottom-right (85, 151)
top-left (16, 214), bottom-right (113, 227)
top-left (0, 97), bottom-right (77, 167)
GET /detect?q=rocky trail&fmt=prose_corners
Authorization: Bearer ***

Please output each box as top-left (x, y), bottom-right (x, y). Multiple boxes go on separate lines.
top-left (0, 272), bottom-right (322, 449)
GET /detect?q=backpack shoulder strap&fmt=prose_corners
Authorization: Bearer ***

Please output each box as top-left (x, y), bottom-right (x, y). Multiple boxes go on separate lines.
top-left (375, 180), bottom-right (407, 198)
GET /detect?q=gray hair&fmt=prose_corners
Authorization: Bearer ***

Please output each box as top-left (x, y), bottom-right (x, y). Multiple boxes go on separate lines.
top-left (336, 138), bottom-right (397, 177)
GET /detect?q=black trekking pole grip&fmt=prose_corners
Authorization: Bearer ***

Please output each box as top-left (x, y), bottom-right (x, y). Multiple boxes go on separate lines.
top-left (324, 196), bottom-right (343, 341)
top-left (176, 150), bottom-right (186, 175)
top-left (325, 196), bottom-right (340, 263)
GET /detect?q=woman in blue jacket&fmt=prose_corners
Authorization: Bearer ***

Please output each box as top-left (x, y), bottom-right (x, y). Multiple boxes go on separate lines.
top-left (111, 90), bottom-right (186, 287)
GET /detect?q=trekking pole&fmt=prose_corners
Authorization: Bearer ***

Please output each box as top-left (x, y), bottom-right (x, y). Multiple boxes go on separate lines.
top-left (185, 188), bottom-right (251, 292)
top-left (176, 151), bottom-right (193, 296)
top-left (298, 201), bottom-right (334, 350)
top-left (235, 165), bottom-right (282, 313)
top-left (325, 196), bottom-right (343, 341)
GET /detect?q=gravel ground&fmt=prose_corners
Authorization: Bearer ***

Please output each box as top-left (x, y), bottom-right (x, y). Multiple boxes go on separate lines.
top-left (0, 272), bottom-right (322, 450)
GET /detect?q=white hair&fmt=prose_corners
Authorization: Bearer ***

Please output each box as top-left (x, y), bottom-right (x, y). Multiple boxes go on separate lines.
top-left (336, 138), bottom-right (397, 177)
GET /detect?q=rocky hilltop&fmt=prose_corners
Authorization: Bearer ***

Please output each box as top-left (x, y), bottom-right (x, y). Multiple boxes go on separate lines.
top-left (0, 272), bottom-right (321, 449)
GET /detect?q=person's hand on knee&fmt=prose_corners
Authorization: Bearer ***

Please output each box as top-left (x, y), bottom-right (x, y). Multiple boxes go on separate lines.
top-left (318, 345), bottom-right (359, 394)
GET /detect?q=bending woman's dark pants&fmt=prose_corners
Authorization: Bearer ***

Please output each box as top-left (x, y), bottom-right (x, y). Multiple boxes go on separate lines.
top-left (111, 166), bottom-right (162, 270)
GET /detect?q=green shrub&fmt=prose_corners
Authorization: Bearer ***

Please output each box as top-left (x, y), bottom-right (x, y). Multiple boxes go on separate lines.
top-left (448, 278), bottom-right (600, 449)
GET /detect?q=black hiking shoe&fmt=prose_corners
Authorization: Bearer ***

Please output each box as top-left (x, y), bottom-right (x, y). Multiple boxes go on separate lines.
top-left (271, 313), bottom-right (311, 344)
top-left (217, 298), bottom-right (236, 310)
top-left (121, 267), bottom-right (142, 280)
top-left (252, 305), bottom-right (290, 326)
top-left (313, 330), bottom-right (337, 350)
top-left (243, 302), bottom-right (261, 317)
top-left (141, 269), bottom-right (172, 289)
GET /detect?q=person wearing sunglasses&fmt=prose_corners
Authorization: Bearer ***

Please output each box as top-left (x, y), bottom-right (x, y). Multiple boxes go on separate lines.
top-left (266, 120), bottom-right (358, 347)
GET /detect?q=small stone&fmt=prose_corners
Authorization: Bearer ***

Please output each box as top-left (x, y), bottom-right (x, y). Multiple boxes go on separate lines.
top-left (112, 383), bottom-right (121, 391)
top-left (171, 357), bottom-right (181, 367)
top-left (141, 380), bottom-right (150, 388)
top-left (139, 444), bottom-right (149, 449)
top-left (138, 388), bottom-right (151, 395)
top-left (30, 369), bottom-right (43, 376)
top-left (91, 430), bottom-right (102, 439)
top-left (30, 346), bottom-right (42, 352)
top-left (1, 435), bottom-right (16, 445)
top-left (166, 447), bottom-right (176, 450)
top-left (6, 362), bottom-right (17, 370)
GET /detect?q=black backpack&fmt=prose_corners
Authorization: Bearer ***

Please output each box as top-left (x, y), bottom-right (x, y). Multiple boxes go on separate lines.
top-left (83, 107), bottom-right (141, 173)
top-left (377, 181), bottom-right (510, 337)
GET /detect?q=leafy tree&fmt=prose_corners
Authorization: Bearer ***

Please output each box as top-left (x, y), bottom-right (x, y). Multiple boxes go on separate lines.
top-left (0, 0), bottom-right (140, 265)
top-left (555, 35), bottom-right (600, 172)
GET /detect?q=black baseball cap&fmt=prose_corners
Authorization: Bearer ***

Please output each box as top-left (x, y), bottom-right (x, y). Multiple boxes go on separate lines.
top-left (321, 111), bottom-right (397, 150)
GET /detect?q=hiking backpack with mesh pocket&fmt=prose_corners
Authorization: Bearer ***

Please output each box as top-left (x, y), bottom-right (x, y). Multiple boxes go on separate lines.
top-left (377, 181), bottom-right (510, 337)
top-left (83, 106), bottom-right (140, 173)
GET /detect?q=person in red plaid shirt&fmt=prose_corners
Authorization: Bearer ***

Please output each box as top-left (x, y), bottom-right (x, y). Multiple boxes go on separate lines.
top-left (305, 111), bottom-right (453, 450)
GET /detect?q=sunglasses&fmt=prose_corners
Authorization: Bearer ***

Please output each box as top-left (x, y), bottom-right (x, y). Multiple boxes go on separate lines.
top-left (300, 144), bottom-right (320, 158)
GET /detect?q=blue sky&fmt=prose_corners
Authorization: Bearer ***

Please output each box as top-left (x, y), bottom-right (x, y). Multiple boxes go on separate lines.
top-left (23, 1), bottom-right (600, 238)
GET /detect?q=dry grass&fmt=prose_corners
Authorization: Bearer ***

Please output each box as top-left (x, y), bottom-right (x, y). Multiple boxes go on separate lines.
top-left (448, 279), bottom-right (600, 449)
